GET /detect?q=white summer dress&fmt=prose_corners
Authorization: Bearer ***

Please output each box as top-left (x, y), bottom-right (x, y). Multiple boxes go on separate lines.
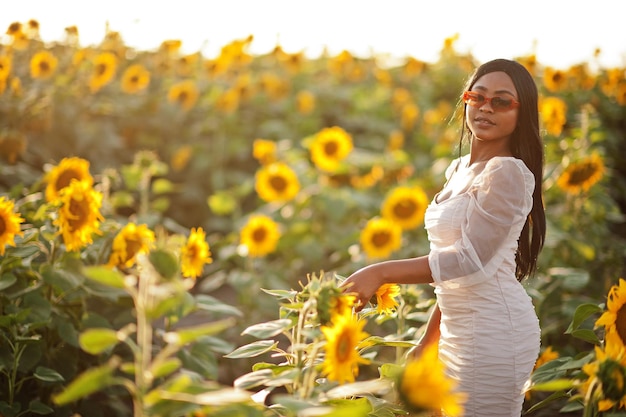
top-left (424, 155), bottom-right (540, 417)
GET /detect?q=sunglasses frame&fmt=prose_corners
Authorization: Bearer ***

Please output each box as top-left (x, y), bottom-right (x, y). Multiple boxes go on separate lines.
top-left (462, 91), bottom-right (520, 112)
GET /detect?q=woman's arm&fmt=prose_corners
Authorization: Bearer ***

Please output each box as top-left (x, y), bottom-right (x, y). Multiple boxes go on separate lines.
top-left (409, 303), bottom-right (441, 359)
top-left (341, 255), bottom-right (433, 310)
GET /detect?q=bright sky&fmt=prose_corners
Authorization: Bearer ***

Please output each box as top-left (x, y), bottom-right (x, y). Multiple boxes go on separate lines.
top-left (3, 0), bottom-right (625, 69)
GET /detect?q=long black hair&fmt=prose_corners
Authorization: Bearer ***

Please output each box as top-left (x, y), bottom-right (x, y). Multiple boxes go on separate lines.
top-left (460, 59), bottom-right (546, 280)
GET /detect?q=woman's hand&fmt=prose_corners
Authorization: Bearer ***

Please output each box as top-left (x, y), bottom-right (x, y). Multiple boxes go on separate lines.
top-left (341, 265), bottom-right (385, 312)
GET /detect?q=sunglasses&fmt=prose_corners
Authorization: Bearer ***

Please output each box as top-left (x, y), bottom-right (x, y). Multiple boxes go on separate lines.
top-left (462, 91), bottom-right (520, 112)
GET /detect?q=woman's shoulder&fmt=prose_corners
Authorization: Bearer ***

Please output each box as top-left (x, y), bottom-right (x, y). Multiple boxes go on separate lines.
top-left (484, 156), bottom-right (532, 177)
top-left (479, 157), bottom-right (535, 193)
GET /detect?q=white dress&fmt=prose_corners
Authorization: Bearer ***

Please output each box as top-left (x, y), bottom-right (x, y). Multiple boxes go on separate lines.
top-left (424, 155), bottom-right (540, 417)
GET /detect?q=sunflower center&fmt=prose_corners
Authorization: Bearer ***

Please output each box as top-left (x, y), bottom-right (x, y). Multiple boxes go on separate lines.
top-left (125, 238), bottom-right (143, 261)
top-left (269, 175), bottom-right (287, 192)
top-left (130, 75), bottom-right (139, 84)
top-left (372, 231), bottom-right (391, 248)
top-left (67, 197), bottom-right (90, 231)
top-left (568, 161), bottom-right (599, 185)
top-left (39, 61), bottom-right (50, 72)
top-left (336, 331), bottom-right (352, 362)
top-left (615, 305), bottom-right (626, 345)
top-left (252, 227), bottom-right (267, 243)
top-left (55, 169), bottom-right (81, 191)
top-left (186, 244), bottom-right (199, 259)
top-left (323, 141), bottom-right (339, 157)
top-left (393, 200), bottom-right (417, 219)
top-left (96, 63), bottom-right (107, 76)
top-left (598, 359), bottom-right (626, 401)
top-left (0, 215), bottom-right (6, 235)
top-left (178, 91), bottom-right (189, 103)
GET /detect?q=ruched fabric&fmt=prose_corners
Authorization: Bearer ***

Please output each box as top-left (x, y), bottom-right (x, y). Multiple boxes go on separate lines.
top-left (424, 156), bottom-right (540, 417)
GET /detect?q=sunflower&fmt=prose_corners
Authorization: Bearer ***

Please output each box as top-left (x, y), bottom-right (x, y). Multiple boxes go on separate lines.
top-left (0, 130), bottom-right (27, 164)
top-left (320, 312), bottom-right (371, 384)
top-left (580, 331), bottom-right (626, 412)
top-left (403, 57), bottom-right (425, 78)
top-left (330, 294), bottom-right (357, 318)
top-left (6, 22), bottom-right (22, 36)
top-left (543, 67), bottom-right (568, 92)
top-left (359, 217), bottom-right (402, 260)
top-left (540, 96), bottom-right (567, 136)
top-left (0, 55), bottom-right (11, 80)
top-left (89, 52), bottom-right (117, 93)
top-left (296, 90), bottom-right (315, 114)
top-left (596, 278), bottom-right (626, 348)
top-left (53, 180), bottom-right (103, 252)
top-left (398, 341), bottom-right (466, 416)
top-left (375, 284), bottom-right (401, 315)
top-left (30, 50), bottom-right (58, 79)
top-left (557, 153), bottom-right (605, 194)
top-left (535, 346), bottom-right (560, 369)
top-left (215, 88), bottom-right (240, 113)
top-left (318, 288), bottom-right (357, 326)
top-left (108, 223), bottom-right (155, 268)
top-left (386, 130), bottom-right (404, 152)
top-left (171, 145), bottom-right (192, 172)
top-left (159, 39), bottom-right (182, 55)
top-left (401, 102), bottom-right (420, 131)
top-left (121, 64), bottom-right (150, 94)
top-left (167, 80), bottom-right (199, 111)
top-left (0, 196), bottom-right (25, 255)
top-left (309, 126), bottom-right (353, 172)
top-left (255, 162), bottom-right (300, 203)
top-left (252, 139), bottom-right (277, 165)
top-left (526, 346), bottom-right (561, 400)
top-left (381, 186), bottom-right (429, 230)
top-left (239, 214), bottom-right (281, 258)
top-left (180, 227), bottom-right (212, 279)
top-left (45, 157), bottom-right (94, 202)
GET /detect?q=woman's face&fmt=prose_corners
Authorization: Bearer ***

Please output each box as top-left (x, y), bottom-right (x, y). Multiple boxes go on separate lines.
top-left (465, 71), bottom-right (519, 144)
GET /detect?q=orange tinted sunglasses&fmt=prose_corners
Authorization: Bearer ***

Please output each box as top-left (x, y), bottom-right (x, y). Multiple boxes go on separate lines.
top-left (462, 91), bottom-right (520, 112)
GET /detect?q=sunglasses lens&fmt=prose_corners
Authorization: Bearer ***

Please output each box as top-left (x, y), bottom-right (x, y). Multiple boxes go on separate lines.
top-left (491, 97), bottom-right (512, 110)
top-left (465, 92), bottom-right (484, 105)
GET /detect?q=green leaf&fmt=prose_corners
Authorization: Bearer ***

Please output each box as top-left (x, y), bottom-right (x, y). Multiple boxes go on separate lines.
top-left (0, 274), bottom-right (17, 291)
top-left (195, 294), bottom-right (243, 317)
top-left (165, 318), bottom-right (236, 346)
top-left (27, 399), bottom-right (54, 415)
top-left (150, 358), bottom-right (182, 379)
top-left (379, 363), bottom-right (403, 379)
top-left (360, 335), bottom-right (416, 349)
top-left (82, 266), bottom-right (126, 289)
top-left (325, 379), bottom-right (392, 399)
top-left (149, 249), bottom-right (179, 280)
top-left (52, 363), bottom-right (118, 405)
top-left (565, 303), bottom-right (602, 334)
top-left (570, 328), bottom-right (601, 345)
top-left (529, 378), bottom-right (576, 392)
top-left (152, 178), bottom-right (175, 194)
top-left (224, 340), bottom-right (278, 359)
top-left (233, 369), bottom-right (275, 390)
top-left (241, 319), bottom-right (293, 339)
top-left (525, 390), bottom-right (570, 414)
top-left (34, 366), bottom-right (65, 382)
top-left (79, 328), bottom-right (119, 354)
top-left (317, 397), bottom-right (372, 417)
top-left (261, 288), bottom-right (298, 299)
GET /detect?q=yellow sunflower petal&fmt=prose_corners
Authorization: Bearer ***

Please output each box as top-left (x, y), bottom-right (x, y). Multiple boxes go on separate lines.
top-left (0, 196), bottom-right (25, 255)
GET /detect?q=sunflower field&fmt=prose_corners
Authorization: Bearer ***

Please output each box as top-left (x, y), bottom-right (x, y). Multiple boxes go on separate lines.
top-left (0, 19), bottom-right (625, 417)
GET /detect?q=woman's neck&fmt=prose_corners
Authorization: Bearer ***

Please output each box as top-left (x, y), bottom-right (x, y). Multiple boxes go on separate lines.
top-left (468, 140), bottom-right (512, 165)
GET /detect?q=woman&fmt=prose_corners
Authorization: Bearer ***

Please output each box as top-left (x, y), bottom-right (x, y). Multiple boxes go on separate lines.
top-left (342, 59), bottom-right (546, 416)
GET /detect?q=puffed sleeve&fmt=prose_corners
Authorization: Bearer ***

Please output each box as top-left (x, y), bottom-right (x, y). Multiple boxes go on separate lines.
top-left (428, 158), bottom-right (534, 288)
